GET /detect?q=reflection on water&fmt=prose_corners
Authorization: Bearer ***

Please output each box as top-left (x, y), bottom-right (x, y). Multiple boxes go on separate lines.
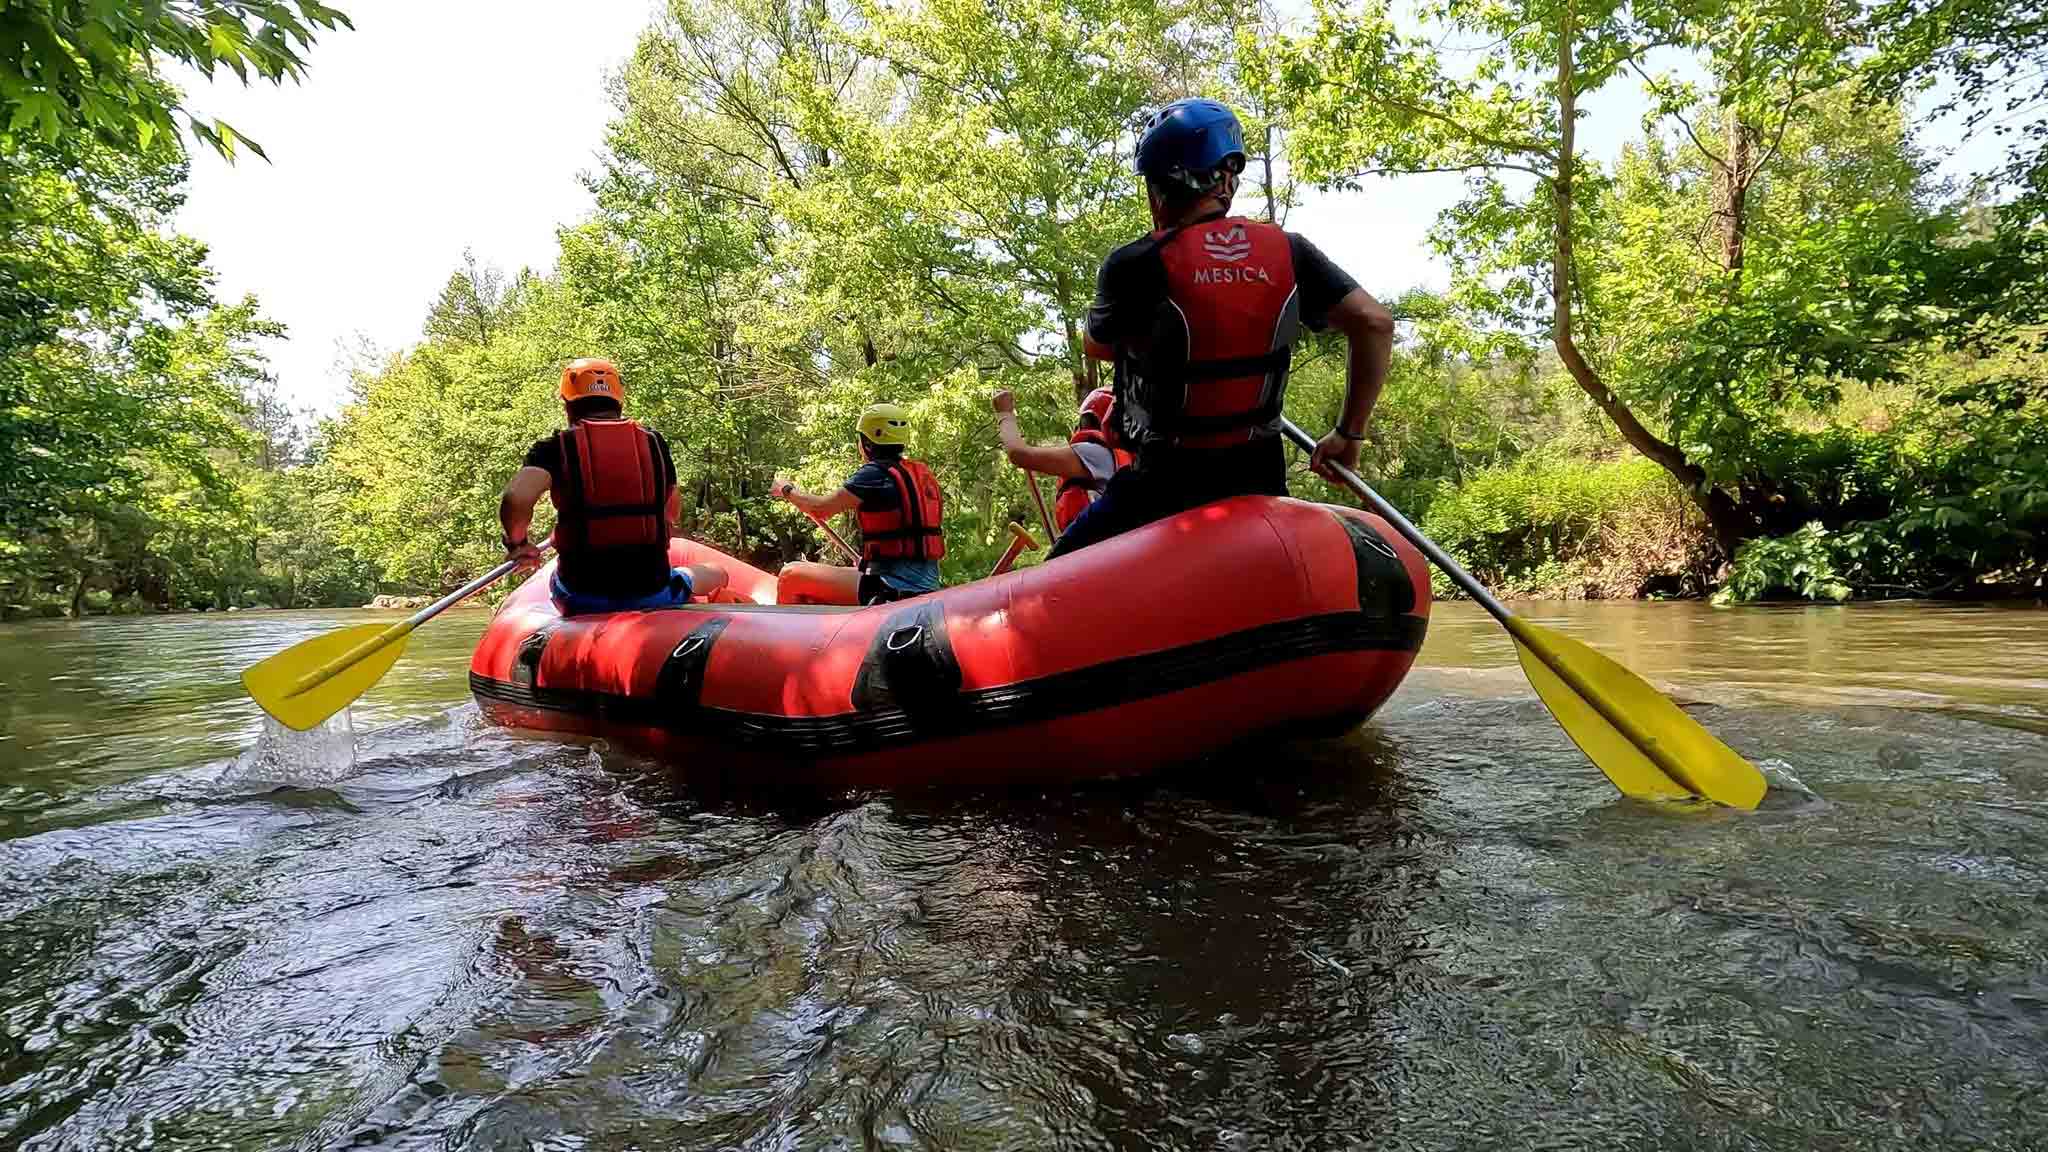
top-left (1, 601), bottom-right (2045, 1149)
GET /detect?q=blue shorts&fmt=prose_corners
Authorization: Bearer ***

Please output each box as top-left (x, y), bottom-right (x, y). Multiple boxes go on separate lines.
top-left (551, 568), bottom-right (694, 616)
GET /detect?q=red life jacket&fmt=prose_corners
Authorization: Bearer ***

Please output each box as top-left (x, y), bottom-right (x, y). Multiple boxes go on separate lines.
top-left (1126, 216), bottom-right (1300, 449)
top-left (551, 418), bottom-right (671, 557)
top-left (1053, 428), bottom-right (1134, 534)
top-left (858, 457), bottom-right (946, 564)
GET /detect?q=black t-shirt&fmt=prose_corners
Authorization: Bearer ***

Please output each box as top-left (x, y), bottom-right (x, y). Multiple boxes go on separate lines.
top-left (524, 422), bottom-right (678, 598)
top-left (842, 460), bottom-right (904, 511)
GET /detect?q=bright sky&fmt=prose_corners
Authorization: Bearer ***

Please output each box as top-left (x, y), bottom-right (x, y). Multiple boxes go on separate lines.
top-left (177, 1), bottom-right (660, 411)
top-left (175, 1), bottom-right (1996, 414)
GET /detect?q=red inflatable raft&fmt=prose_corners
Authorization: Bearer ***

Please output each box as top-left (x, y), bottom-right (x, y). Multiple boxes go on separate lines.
top-left (469, 495), bottom-right (1430, 787)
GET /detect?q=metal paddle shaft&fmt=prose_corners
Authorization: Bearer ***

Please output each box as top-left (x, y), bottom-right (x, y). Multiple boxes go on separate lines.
top-left (1280, 418), bottom-right (1766, 809)
top-left (1279, 420), bottom-right (1510, 623)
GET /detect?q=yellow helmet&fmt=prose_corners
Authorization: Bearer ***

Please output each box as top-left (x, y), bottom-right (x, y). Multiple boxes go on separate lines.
top-left (856, 402), bottom-right (913, 446)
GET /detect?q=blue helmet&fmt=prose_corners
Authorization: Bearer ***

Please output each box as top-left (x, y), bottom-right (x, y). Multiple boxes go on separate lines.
top-left (1135, 98), bottom-right (1247, 196)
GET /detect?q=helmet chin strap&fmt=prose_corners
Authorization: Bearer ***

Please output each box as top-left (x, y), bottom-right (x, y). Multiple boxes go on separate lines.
top-left (1149, 173), bottom-right (1237, 229)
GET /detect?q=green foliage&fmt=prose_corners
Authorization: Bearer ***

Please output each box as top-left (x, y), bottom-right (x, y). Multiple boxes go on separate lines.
top-left (318, 0), bottom-right (1246, 585)
top-left (1259, 0), bottom-right (2047, 594)
top-left (0, 130), bottom-right (373, 617)
top-left (11, 0), bottom-right (2046, 612)
top-left (1716, 354), bottom-right (2048, 601)
top-left (0, 1), bottom-right (353, 161)
top-left (1421, 455), bottom-right (1714, 598)
top-left (1716, 523), bottom-right (1853, 602)
top-left (1861, 0), bottom-right (2048, 215)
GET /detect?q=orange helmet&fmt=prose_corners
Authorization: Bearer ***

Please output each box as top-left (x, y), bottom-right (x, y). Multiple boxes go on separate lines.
top-left (560, 358), bottom-right (623, 403)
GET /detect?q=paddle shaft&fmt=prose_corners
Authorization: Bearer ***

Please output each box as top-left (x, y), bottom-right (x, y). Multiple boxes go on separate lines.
top-left (809, 513), bottom-right (862, 563)
top-left (987, 521), bottom-right (1037, 578)
top-left (1283, 417), bottom-right (1759, 804)
top-left (1023, 468), bottom-right (1058, 542)
top-left (1279, 419), bottom-right (1511, 624)
top-left (285, 538), bottom-right (551, 698)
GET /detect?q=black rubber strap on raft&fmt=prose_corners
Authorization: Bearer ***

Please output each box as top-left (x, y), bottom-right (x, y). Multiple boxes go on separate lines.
top-left (471, 609), bottom-right (1424, 757)
top-left (655, 616), bottom-right (729, 716)
top-left (469, 606), bottom-right (1426, 757)
top-left (513, 627), bottom-right (553, 689)
top-left (1330, 510), bottom-right (1415, 619)
top-left (851, 599), bottom-right (962, 720)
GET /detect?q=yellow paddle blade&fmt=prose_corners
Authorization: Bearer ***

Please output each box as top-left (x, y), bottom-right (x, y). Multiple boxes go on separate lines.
top-left (1507, 617), bottom-right (1767, 810)
top-left (241, 622), bottom-right (411, 731)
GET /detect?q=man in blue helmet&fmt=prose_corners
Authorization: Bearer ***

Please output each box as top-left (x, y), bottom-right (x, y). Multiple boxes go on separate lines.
top-left (1050, 98), bottom-right (1395, 557)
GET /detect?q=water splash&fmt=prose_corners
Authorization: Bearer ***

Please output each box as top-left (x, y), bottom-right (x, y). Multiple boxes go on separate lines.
top-left (222, 709), bottom-right (359, 787)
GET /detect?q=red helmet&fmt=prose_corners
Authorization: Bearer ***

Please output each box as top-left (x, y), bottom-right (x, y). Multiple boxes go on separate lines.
top-left (1079, 388), bottom-right (1115, 428)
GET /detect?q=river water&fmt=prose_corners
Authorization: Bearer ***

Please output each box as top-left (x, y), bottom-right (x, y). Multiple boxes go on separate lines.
top-left (3, 601), bottom-right (2045, 1150)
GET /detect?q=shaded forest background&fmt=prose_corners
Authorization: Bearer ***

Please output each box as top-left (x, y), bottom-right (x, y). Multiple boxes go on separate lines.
top-left (4, 0), bottom-right (2045, 617)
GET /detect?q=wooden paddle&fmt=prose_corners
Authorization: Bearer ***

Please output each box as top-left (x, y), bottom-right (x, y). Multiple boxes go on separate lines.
top-left (1022, 468), bottom-right (1057, 542)
top-left (1281, 418), bottom-right (1766, 809)
top-left (987, 521), bottom-right (1039, 577)
top-left (243, 538), bottom-right (552, 731)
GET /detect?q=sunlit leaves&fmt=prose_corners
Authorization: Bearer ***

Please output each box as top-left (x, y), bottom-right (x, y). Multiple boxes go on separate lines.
top-left (0, 1), bottom-right (352, 162)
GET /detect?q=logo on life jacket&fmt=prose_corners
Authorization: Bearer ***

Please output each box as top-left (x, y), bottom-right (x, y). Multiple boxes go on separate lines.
top-left (1192, 265), bottom-right (1275, 285)
top-left (1203, 225), bottom-right (1251, 262)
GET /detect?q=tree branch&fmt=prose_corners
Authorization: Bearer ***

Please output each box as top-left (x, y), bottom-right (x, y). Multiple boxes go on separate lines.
top-left (1378, 92), bottom-right (1560, 161)
top-left (1318, 77), bottom-right (1558, 161)
top-left (1628, 58), bottom-right (1725, 169)
top-left (1331, 161), bottom-right (1556, 182)
top-left (1747, 62), bottom-right (1810, 180)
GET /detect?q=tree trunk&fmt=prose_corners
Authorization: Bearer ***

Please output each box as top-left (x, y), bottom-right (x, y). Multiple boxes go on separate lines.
top-left (1262, 123), bottom-right (1278, 223)
top-left (69, 571), bottom-right (87, 618)
top-left (1550, 4), bottom-right (1755, 556)
top-left (1717, 102), bottom-right (1752, 288)
top-left (1056, 262), bottom-right (1091, 403)
top-left (1063, 314), bottom-right (1090, 402)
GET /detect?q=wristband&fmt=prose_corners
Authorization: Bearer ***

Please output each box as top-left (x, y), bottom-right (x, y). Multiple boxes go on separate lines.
top-left (1333, 426), bottom-right (1366, 442)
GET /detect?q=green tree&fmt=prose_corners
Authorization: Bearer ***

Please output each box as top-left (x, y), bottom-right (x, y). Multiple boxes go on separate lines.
top-left (0, 132), bottom-right (289, 613)
top-left (1253, 0), bottom-right (1762, 540)
top-left (1863, 0), bottom-right (2048, 211)
top-left (1, 0), bottom-right (352, 160)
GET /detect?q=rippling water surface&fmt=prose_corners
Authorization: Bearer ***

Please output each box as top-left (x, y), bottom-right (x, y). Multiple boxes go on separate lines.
top-left (3, 601), bottom-right (2046, 1149)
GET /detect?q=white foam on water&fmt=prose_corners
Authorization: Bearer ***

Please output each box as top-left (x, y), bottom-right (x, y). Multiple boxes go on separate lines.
top-left (1757, 757), bottom-right (1808, 793)
top-left (224, 709), bottom-right (360, 786)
